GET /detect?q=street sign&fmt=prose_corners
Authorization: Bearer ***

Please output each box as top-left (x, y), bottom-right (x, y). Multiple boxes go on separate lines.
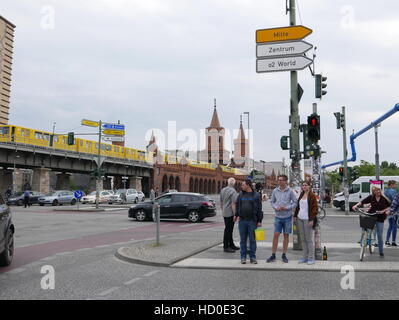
top-left (256, 40), bottom-right (313, 58)
top-left (102, 129), bottom-right (125, 136)
top-left (256, 25), bottom-right (312, 43)
top-left (74, 190), bottom-right (84, 199)
top-left (81, 119), bottom-right (99, 127)
top-left (102, 123), bottom-right (125, 130)
top-left (94, 156), bottom-right (106, 167)
top-left (102, 136), bottom-right (125, 142)
top-left (256, 56), bottom-right (313, 73)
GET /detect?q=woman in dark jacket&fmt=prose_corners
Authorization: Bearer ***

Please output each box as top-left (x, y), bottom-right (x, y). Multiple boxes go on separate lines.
top-left (293, 181), bottom-right (318, 265)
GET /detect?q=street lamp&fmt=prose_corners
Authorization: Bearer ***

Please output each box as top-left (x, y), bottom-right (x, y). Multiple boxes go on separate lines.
top-left (13, 154), bottom-right (20, 192)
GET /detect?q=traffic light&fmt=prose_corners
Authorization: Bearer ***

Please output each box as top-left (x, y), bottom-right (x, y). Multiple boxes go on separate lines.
top-left (307, 114), bottom-right (320, 142)
top-left (302, 125), bottom-right (310, 159)
top-left (334, 112), bottom-right (342, 129)
top-left (339, 166), bottom-right (344, 176)
top-left (340, 112), bottom-right (345, 129)
top-left (67, 132), bottom-right (74, 145)
top-left (280, 135), bottom-right (289, 150)
top-left (315, 74), bottom-right (327, 99)
top-left (49, 135), bottom-right (54, 147)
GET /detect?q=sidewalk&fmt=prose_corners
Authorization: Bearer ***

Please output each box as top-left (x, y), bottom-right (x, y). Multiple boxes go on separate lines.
top-left (115, 216), bottom-right (399, 272)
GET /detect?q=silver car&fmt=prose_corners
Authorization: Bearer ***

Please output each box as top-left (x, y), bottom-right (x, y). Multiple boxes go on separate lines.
top-left (38, 190), bottom-right (77, 206)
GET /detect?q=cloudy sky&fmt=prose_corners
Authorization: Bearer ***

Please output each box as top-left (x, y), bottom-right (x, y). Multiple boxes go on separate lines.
top-left (3, 0), bottom-right (399, 170)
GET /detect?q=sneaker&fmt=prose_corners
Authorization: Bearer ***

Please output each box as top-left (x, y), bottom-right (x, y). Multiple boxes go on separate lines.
top-left (224, 248), bottom-right (235, 253)
top-left (231, 245), bottom-right (240, 250)
top-left (298, 258), bottom-right (308, 264)
top-left (392, 242), bottom-right (397, 247)
top-left (250, 259), bottom-right (258, 264)
top-left (266, 255), bottom-right (276, 263)
top-left (373, 243), bottom-right (378, 247)
top-left (241, 259), bottom-right (246, 264)
top-left (282, 254), bottom-right (289, 263)
top-left (385, 241), bottom-right (391, 246)
top-left (380, 253), bottom-right (384, 257)
top-left (307, 259), bottom-right (315, 265)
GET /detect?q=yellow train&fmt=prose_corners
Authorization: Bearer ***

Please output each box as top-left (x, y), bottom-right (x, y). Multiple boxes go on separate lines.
top-left (0, 124), bottom-right (154, 164)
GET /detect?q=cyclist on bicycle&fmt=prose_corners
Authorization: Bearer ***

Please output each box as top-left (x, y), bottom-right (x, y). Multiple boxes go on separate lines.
top-left (352, 186), bottom-right (391, 257)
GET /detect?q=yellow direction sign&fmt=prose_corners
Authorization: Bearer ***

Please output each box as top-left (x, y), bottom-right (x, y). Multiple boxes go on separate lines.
top-left (81, 119), bottom-right (99, 127)
top-left (256, 25), bottom-right (312, 44)
top-left (102, 129), bottom-right (125, 136)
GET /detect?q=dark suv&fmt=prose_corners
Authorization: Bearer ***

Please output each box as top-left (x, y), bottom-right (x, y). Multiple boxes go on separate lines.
top-left (129, 192), bottom-right (216, 223)
top-left (0, 194), bottom-right (15, 266)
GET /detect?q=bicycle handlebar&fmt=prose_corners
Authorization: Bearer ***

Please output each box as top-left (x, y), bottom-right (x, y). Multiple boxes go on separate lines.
top-left (354, 208), bottom-right (380, 216)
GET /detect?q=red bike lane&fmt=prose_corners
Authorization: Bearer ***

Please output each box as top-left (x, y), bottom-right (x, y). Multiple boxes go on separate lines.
top-left (0, 221), bottom-right (224, 273)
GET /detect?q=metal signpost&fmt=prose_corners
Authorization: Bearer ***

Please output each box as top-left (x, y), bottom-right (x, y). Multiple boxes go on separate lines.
top-left (74, 190), bottom-right (83, 211)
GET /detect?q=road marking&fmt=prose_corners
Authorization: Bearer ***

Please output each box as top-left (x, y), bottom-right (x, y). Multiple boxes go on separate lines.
top-left (56, 251), bottom-right (73, 256)
top-left (143, 270), bottom-right (160, 277)
top-left (96, 287), bottom-right (120, 296)
top-left (40, 256), bottom-right (57, 261)
top-left (124, 278), bottom-right (141, 285)
top-left (95, 245), bottom-right (112, 249)
top-left (6, 268), bottom-right (26, 274)
top-left (217, 242), bottom-right (392, 249)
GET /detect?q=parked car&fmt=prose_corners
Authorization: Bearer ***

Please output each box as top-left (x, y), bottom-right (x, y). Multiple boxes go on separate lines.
top-left (0, 194), bottom-right (15, 266)
top-left (108, 189), bottom-right (139, 204)
top-left (6, 191), bottom-right (44, 206)
top-left (129, 192), bottom-right (216, 223)
top-left (38, 190), bottom-right (77, 206)
top-left (81, 191), bottom-right (112, 204)
top-left (137, 191), bottom-right (145, 202)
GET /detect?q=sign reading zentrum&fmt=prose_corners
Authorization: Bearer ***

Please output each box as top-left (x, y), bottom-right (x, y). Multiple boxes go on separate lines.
top-left (255, 25), bottom-right (313, 73)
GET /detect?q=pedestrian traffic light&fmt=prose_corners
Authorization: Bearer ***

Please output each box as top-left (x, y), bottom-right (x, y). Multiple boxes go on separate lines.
top-left (339, 167), bottom-right (344, 176)
top-left (67, 132), bottom-right (74, 145)
top-left (315, 74), bottom-right (327, 99)
top-left (307, 114), bottom-right (320, 142)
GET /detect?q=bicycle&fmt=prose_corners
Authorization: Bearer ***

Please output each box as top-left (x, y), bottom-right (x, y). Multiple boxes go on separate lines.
top-left (317, 203), bottom-right (326, 220)
top-left (355, 208), bottom-right (378, 261)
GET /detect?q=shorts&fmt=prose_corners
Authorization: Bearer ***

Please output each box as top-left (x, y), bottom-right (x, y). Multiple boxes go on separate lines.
top-left (274, 216), bottom-right (292, 234)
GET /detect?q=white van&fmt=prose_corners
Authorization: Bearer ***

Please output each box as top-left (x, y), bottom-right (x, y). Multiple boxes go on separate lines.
top-left (332, 176), bottom-right (399, 211)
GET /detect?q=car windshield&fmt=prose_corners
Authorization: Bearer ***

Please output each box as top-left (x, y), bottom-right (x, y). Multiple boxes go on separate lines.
top-left (45, 192), bottom-right (58, 196)
top-left (115, 189), bottom-right (126, 195)
top-left (88, 191), bottom-right (97, 195)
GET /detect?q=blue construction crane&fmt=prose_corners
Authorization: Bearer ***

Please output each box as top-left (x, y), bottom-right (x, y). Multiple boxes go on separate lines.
top-left (322, 103), bottom-right (399, 169)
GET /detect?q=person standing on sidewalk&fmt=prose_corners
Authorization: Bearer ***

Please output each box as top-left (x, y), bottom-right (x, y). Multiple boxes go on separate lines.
top-left (23, 189), bottom-right (31, 208)
top-left (220, 178), bottom-right (239, 253)
top-left (293, 181), bottom-right (318, 265)
top-left (266, 174), bottom-right (297, 263)
top-left (234, 179), bottom-right (263, 264)
top-left (384, 180), bottom-right (397, 246)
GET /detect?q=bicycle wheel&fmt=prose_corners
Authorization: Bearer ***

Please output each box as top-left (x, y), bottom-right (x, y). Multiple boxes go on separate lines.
top-left (317, 207), bottom-right (326, 220)
top-left (360, 230), bottom-right (368, 261)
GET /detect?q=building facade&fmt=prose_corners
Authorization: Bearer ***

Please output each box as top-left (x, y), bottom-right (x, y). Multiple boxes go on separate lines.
top-left (0, 16), bottom-right (15, 125)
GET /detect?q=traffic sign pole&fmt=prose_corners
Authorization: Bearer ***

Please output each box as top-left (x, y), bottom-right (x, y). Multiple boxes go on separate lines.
top-left (96, 120), bottom-right (102, 209)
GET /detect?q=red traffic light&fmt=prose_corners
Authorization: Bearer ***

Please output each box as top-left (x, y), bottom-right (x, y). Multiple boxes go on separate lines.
top-left (309, 116), bottom-right (318, 127)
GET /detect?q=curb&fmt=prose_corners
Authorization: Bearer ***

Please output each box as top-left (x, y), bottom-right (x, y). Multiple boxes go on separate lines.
top-left (114, 240), bottom-right (223, 267)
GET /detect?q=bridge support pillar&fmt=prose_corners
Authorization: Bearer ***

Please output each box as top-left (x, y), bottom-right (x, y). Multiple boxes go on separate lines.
top-left (32, 168), bottom-right (51, 194)
top-left (88, 177), bottom-right (103, 193)
top-left (103, 177), bottom-right (112, 190)
top-left (113, 176), bottom-right (123, 190)
top-left (129, 176), bottom-right (142, 192)
top-left (0, 169), bottom-right (13, 194)
top-left (56, 173), bottom-right (71, 190)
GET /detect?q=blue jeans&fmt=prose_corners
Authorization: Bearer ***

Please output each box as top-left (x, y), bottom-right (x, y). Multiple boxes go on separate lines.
top-left (386, 216), bottom-right (397, 243)
top-left (375, 221), bottom-right (384, 254)
top-left (238, 220), bottom-right (257, 259)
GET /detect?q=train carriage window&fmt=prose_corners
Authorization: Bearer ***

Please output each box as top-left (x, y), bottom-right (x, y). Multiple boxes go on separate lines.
top-left (43, 133), bottom-right (50, 141)
top-left (0, 127), bottom-right (10, 134)
top-left (35, 131), bottom-right (43, 139)
top-left (21, 129), bottom-right (25, 137)
top-left (80, 140), bottom-right (83, 147)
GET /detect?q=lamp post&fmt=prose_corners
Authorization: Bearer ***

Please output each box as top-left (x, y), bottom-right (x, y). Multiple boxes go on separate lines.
top-left (13, 154), bottom-right (20, 192)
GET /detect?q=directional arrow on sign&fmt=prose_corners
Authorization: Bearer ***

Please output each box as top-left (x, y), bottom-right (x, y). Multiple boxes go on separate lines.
top-left (256, 25), bottom-right (312, 43)
top-left (256, 56), bottom-right (313, 73)
top-left (256, 40), bottom-right (313, 58)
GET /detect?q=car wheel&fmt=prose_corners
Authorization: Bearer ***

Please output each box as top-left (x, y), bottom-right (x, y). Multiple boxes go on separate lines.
top-left (0, 229), bottom-right (14, 266)
top-left (52, 200), bottom-right (59, 206)
top-left (39, 203), bottom-right (44, 206)
top-left (134, 198), bottom-right (138, 204)
top-left (340, 202), bottom-right (345, 211)
top-left (71, 199), bottom-right (76, 205)
top-left (135, 210), bottom-right (147, 222)
top-left (188, 211), bottom-right (201, 223)
top-left (17, 200), bottom-right (23, 206)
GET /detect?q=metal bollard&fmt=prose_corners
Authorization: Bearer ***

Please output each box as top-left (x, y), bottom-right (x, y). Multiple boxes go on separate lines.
top-left (314, 221), bottom-right (322, 260)
top-left (152, 203), bottom-right (161, 245)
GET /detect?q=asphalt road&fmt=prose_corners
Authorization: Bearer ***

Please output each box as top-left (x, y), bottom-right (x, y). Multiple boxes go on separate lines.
top-left (1, 200), bottom-right (398, 300)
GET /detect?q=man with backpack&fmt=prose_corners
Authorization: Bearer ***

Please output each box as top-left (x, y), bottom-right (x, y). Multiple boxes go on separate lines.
top-left (234, 179), bottom-right (263, 264)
